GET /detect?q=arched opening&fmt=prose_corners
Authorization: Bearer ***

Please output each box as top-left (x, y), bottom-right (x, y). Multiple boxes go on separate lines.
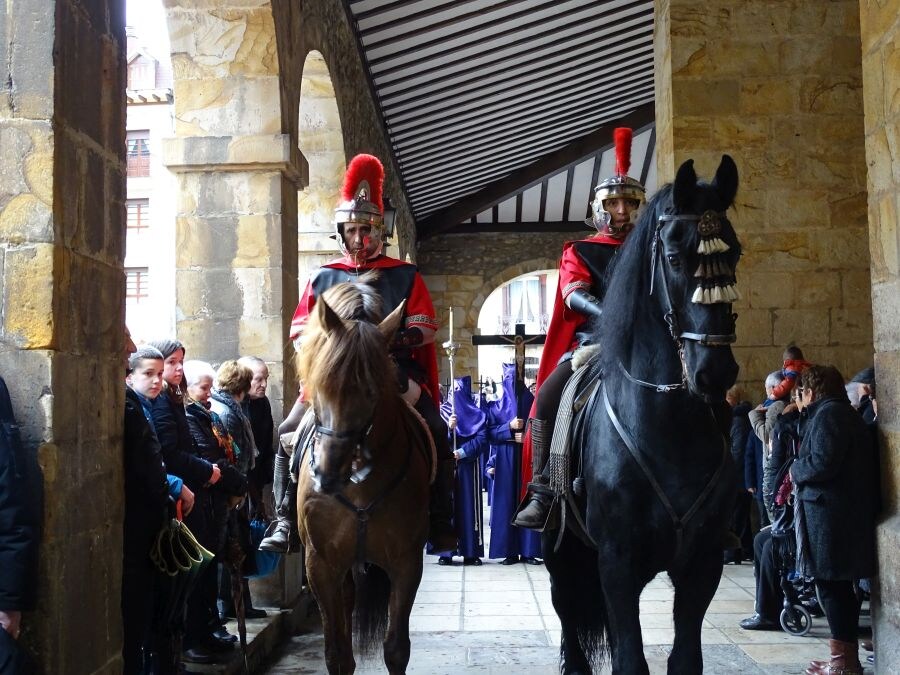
top-left (297, 50), bottom-right (344, 283)
top-left (475, 269), bottom-right (557, 390)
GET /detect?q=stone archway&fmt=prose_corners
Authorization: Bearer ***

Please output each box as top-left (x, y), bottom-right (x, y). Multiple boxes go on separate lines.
top-left (297, 50), bottom-right (345, 283)
top-left (427, 257), bottom-right (560, 383)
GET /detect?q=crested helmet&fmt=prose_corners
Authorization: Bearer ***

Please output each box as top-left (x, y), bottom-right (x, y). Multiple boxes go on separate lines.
top-left (589, 127), bottom-right (646, 237)
top-left (334, 154), bottom-right (386, 257)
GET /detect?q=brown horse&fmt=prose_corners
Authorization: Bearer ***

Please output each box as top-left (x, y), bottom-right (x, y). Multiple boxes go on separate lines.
top-left (296, 280), bottom-right (432, 674)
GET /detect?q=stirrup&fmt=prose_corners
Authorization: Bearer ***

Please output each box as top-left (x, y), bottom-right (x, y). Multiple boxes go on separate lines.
top-left (258, 519), bottom-right (292, 553)
top-left (513, 489), bottom-right (558, 532)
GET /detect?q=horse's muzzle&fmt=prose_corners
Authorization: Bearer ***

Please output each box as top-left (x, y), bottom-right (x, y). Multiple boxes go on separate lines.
top-left (688, 344), bottom-right (738, 399)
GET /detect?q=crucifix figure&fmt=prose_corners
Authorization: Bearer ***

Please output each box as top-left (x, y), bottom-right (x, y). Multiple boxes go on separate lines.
top-left (472, 323), bottom-right (546, 394)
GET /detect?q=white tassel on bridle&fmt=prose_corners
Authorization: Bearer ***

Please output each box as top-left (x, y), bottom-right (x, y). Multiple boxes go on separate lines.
top-left (691, 210), bottom-right (741, 305)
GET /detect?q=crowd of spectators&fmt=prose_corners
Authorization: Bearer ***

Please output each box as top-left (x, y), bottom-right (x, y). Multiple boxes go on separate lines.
top-left (122, 330), bottom-right (276, 671)
top-left (726, 345), bottom-right (880, 675)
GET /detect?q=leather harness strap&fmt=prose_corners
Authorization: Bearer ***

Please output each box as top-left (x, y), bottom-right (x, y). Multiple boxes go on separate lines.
top-left (333, 439), bottom-right (412, 574)
top-left (602, 382), bottom-right (728, 567)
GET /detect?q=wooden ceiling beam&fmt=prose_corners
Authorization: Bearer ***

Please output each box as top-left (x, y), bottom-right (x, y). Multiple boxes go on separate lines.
top-left (447, 221), bottom-right (592, 235)
top-left (416, 103), bottom-right (654, 240)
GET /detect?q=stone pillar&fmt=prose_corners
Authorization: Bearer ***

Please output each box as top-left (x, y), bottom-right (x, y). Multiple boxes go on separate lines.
top-left (1, 1), bottom-right (127, 671)
top-left (163, 2), bottom-right (300, 420)
top-left (860, 0), bottom-right (900, 664)
top-left (162, 135), bottom-right (299, 422)
top-left (655, 0), bottom-right (873, 388)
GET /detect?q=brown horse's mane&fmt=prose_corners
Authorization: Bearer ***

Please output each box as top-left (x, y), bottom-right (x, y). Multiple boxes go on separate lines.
top-left (297, 274), bottom-right (396, 408)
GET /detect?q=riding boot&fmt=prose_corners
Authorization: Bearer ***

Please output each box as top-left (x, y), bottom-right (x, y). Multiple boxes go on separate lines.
top-left (428, 458), bottom-right (458, 553)
top-left (513, 419), bottom-right (557, 531)
top-left (805, 639), bottom-right (862, 675)
top-left (259, 453), bottom-right (294, 553)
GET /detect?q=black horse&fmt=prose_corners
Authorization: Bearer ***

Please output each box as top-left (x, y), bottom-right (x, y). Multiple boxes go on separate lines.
top-left (545, 156), bottom-right (742, 674)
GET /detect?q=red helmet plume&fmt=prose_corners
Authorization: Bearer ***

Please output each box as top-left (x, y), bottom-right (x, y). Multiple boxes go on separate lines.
top-left (613, 127), bottom-right (633, 177)
top-left (342, 154), bottom-right (384, 213)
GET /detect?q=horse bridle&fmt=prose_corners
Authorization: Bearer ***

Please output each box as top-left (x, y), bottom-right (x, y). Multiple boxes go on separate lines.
top-left (310, 410), bottom-right (375, 484)
top-left (623, 211), bottom-right (737, 393)
top-left (653, 212), bottom-right (738, 346)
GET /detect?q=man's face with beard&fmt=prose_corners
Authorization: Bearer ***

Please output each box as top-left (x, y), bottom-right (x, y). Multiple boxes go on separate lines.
top-left (342, 222), bottom-right (381, 260)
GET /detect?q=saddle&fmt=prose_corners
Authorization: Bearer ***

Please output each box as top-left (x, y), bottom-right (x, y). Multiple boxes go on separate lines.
top-left (545, 349), bottom-right (604, 549)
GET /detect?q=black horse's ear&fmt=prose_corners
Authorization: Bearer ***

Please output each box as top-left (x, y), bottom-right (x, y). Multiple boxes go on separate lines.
top-left (318, 297), bottom-right (347, 336)
top-left (712, 154), bottom-right (739, 208)
top-left (673, 159), bottom-right (697, 211)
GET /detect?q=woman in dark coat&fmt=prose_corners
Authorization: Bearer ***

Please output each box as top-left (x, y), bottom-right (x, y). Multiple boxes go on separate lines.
top-left (792, 365), bottom-right (877, 675)
top-left (184, 360), bottom-right (249, 653)
top-left (209, 360), bottom-right (266, 619)
top-left (147, 340), bottom-right (223, 664)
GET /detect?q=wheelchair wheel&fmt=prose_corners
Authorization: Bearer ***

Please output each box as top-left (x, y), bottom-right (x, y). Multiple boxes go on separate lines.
top-left (780, 604), bottom-right (812, 636)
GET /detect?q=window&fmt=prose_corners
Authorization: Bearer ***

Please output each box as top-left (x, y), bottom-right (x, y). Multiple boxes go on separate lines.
top-left (126, 130), bottom-right (150, 177)
top-left (499, 274), bottom-right (548, 335)
top-left (127, 199), bottom-right (150, 232)
top-left (128, 56), bottom-right (156, 90)
top-left (126, 268), bottom-right (149, 303)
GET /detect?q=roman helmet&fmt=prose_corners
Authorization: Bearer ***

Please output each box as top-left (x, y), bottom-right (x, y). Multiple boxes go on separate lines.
top-left (334, 154), bottom-right (386, 258)
top-left (589, 128), bottom-right (646, 237)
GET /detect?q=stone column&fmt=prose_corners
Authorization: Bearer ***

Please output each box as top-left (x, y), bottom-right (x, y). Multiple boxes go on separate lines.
top-left (654, 0), bottom-right (873, 387)
top-left (1, 1), bottom-right (127, 671)
top-left (860, 0), bottom-right (900, 663)
top-left (163, 2), bottom-right (305, 607)
top-left (163, 2), bottom-right (300, 419)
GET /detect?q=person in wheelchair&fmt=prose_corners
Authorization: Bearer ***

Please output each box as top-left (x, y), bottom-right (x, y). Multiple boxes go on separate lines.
top-left (740, 383), bottom-right (803, 632)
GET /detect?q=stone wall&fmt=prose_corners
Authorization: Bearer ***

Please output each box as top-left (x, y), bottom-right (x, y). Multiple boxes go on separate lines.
top-left (417, 231), bottom-right (572, 382)
top-left (859, 0), bottom-right (900, 664)
top-left (1, 0), bottom-right (127, 671)
top-left (655, 0), bottom-right (873, 394)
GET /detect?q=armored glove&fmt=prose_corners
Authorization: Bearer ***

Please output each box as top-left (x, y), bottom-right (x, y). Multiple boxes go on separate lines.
top-left (566, 288), bottom-right (603, 319)
top-left (392, 327), bottom-right (424, 348)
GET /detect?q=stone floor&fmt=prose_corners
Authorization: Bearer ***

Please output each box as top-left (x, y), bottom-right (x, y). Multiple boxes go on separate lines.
top-left (256, 512), bottom-right (875, 674)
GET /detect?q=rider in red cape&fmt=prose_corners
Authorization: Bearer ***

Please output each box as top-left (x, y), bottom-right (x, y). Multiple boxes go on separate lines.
top-left (290, 256), bottom-right (440, 404)
top-left (515, 128), bottom-right (646, 529)
top-left (261, 154), bottom-right (456, 554)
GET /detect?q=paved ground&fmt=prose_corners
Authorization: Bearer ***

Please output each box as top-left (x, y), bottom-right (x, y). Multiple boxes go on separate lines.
top-left (255, 511), bottom-right (874, 674)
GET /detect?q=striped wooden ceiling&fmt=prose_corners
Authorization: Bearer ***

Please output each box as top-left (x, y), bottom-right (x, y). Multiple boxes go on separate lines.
top-left (344, 0), bottom-right (656, 238)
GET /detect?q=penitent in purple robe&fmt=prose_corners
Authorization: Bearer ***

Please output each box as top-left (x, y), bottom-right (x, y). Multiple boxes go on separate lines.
top-left (485, 363), bottom-right (541, 560)
top-left (435, 376), bottom-right (487, 558)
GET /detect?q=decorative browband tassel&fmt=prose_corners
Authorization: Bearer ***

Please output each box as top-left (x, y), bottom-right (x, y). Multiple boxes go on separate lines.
top-left (692, 282), bottom-right (741, 304)
top-left (698, 237), bottom-right (730, 255)
top-left (690, 210), bottom-right (739, 305)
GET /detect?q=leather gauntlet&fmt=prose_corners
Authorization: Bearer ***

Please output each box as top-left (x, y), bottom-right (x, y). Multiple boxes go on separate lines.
top-left (392, 327), bottom-right (424, 348)
top-left (566, 288), bottom-right (603, 319)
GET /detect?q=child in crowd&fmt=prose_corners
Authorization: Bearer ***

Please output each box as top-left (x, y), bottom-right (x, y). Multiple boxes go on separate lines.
top-left (768, 345), bottom-right (812, 401)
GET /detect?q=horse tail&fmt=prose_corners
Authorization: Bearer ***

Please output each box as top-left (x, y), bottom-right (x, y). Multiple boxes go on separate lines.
top-left (352, 563), bottom-right (391, 655)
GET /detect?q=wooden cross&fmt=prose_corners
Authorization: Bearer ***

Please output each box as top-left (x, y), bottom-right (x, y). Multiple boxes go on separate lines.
top-left (472, 323), bottom-right (546, 390)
